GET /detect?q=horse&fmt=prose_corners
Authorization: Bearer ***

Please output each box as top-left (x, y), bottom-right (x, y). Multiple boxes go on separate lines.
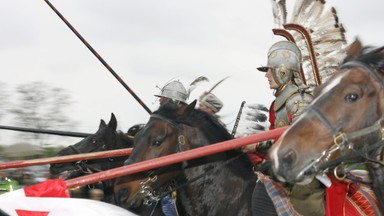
top-left (49, 113), bottom-right (134, 200)
top-left (113, 100), bottom-right (256, 216)
top-left (269, 40), bottom-right (384, 214)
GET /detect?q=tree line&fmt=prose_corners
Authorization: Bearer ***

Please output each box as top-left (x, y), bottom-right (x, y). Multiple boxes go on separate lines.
top-left (0, 81), bottom-right (76, 148)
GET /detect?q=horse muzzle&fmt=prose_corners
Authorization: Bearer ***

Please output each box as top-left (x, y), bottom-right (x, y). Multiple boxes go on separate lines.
top-left (270, 144), bottom-right (316, 184)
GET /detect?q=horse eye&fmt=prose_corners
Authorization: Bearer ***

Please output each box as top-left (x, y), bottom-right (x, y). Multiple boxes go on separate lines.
top-left (152, 139), bottom-right (162, 147)
top-left (345, 93), bottom-right (359, 102)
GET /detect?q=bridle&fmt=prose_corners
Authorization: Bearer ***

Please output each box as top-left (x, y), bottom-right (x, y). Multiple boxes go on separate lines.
top-left (297, 61), bottom-right (384, 179)
top-left (68, 134), bottom-right (119, 174)
top-left (127, 113), bottom-right (188, 209)
top-left (150, 113), bottom-right (187, 154)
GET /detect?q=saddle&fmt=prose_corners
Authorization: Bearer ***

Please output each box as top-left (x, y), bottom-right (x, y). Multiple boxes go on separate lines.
top-left (256, 172), bottom-right (380, 216)
top-left (326, 175), bottom-right (380, 216)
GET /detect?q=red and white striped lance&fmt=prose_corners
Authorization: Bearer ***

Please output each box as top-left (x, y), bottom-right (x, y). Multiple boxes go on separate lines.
top-left (0, 148), bottom-right (132, 170)
top-left (65, 127), bottom-right (287, 188)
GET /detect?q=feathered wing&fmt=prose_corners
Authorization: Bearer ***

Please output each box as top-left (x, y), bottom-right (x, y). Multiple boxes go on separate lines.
top-left (187, 76), bottom-right (209, 96)
top-left (271, 0), bottom-right (347, 89)
top-left (271, 0), bottom-right (287, 27)
top-left (235, 103), bottom-right (270, 138)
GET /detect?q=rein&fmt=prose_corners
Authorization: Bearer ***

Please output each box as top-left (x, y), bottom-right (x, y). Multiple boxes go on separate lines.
top-left (297, 61), bottom-right (384, 178)
top-left (317, 140), bottom-right (384, 177)
top-left (69, 143), bottom-right (117, 174)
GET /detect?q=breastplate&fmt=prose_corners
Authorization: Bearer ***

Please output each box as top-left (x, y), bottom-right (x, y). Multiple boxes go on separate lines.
top-left (274, 84), bottom-right (299, 128)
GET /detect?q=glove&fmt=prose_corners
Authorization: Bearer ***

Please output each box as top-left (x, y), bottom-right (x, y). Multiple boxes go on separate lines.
top-left (241, 140), bottom-right (273, 153)
top-left (256, 140), bottom-right (273, 152)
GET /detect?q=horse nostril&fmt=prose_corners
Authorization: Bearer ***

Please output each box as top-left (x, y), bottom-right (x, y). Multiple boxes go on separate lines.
top-left (281, 149), bottom-right (297, 166)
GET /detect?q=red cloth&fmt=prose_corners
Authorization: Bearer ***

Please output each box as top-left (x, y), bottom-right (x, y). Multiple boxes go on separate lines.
top-left (0, 179), bottom-right (133, 215)
top-left (23, 179), bottom-right (69, 198)
top-left (326, 175), bottom-right (379, 216)
top-left (246, 152), bottom-right (268, 165)
top-left (268, 101), bottom-right (275, 130)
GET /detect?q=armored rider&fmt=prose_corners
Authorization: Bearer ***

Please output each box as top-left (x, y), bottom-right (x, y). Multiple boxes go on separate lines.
top-left (197, 92), bottom-right (226, 129)
top-left (257, 40), bottom-right (312, 129)
top-left (244, 41), bottom-right (325, 216)
top-left (154, 80), bottom-right (189, 216)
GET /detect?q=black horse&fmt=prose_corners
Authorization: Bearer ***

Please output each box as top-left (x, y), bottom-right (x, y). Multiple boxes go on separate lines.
top-left (49, 113), bottom-right (134, 200)
top-left (114, 100), bottom-right (257, 216)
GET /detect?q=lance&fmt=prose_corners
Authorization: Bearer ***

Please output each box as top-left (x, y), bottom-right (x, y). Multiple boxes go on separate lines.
top-left (231, 101), bottom-right (246, 137)
top-left (44, 0), bottom-right (152, 114)
top-left (65, 126), bottom-right (288, 188)
top-left (0, 124), bottom-right (91, 138)
top-left (0, 148), bottom-right (132, 170)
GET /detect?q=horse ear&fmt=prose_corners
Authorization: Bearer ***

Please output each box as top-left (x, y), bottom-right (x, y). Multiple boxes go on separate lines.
top-left (345, 38), bottom-right (363, 61)
top-left (176, 100), bottom-right (197, 116)
top-left (185, 100), bottom-right (197, 113)
top-left (99, 119), bottom-right (107, 128)
top-left (109, 113), bottom-right (117, 131)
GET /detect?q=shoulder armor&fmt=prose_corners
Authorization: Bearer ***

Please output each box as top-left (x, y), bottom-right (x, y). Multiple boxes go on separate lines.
top-left (286, 92), bottom-right (313, 121)
top-left (274, 84), bottom-right (299, 111)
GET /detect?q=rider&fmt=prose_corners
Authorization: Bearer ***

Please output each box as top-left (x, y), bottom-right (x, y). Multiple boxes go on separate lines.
top-left (198, 92), bottom-right (223, 114)
top-left (154, 80), bottom-right (189, 216)
top-left (198, 92), bottom-right (226, 127)
top-left (155, 80), bottom-right (189, 108)
top-left (243, 41), bottom-right (325, 216)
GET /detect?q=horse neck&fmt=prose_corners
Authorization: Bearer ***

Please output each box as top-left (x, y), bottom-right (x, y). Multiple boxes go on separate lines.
top-left (175, 151), bottom-right (255, 216)
top-left (182, 123), bottom-right (254, 178)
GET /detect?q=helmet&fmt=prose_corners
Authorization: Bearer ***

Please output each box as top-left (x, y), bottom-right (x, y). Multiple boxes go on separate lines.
top-left (257, 41), bottom-right (302, 86)
top-left (155, 81), bottom-right (188, 103)
top-left (127, 124), bottom-right (145, 136)
top-left (199, 93), bottom-right (223, 113)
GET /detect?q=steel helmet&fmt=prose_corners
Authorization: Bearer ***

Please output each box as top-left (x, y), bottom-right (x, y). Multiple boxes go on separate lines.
top-left (155, 80), bottom-right (188, 103)
top-left (257, 41), bottom-right (302, 86)
top-left (127, 124), bottom-right (145, 136)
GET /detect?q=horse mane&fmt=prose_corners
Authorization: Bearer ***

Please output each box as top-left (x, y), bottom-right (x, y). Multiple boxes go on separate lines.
top-left (343, 45), bottom-right (384, 75)
top-left (155, 103), bottom-right (233, 144)
top-left (116, 130), bottom-right (134, 149)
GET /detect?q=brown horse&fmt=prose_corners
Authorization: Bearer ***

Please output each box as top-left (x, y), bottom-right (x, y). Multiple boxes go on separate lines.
top-left (269, 40), bottom-right (384, 213)
top-left (113, 100), bottom-right (256, 216)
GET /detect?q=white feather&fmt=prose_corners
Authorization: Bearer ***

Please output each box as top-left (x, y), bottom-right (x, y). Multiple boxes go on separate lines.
top-left (269, 0), bottom-right (347, 90)
top-left (187, 76), bottom-right (208, 95)
top-left (271, 0), bottom-right (287, 27)
top-left (235, 103), bottom-right (270, 138)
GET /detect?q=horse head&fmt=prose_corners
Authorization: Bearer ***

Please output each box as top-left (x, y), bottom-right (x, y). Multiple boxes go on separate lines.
top-left (113, 100), bottom-right (254, 216)
top-left (49, 113), bottom-right (133, 179)
top-left (114, 100), bottom-right (206, 208)
top-left (269, 39), bottom-right (384, 185)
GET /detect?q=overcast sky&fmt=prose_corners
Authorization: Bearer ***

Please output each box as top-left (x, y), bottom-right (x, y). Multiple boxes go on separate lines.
top-left (1, 0), bottom-right (383, 146)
